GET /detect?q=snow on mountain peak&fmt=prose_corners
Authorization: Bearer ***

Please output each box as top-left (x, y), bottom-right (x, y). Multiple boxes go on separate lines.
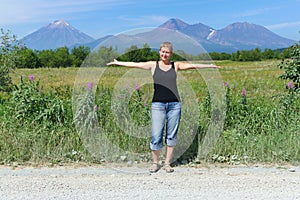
top-left (47, 20), bottom-right (70, 29)
top-left (23, 19), bottom-right (94, 50)
top-left (54, 20), bottom-right (69, 26)
top-left (207, 29), bottom-right (216, 40)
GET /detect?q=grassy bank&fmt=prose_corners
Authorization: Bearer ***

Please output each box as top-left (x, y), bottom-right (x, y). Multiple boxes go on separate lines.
top-left (0, 60), bottom-right (299, 166)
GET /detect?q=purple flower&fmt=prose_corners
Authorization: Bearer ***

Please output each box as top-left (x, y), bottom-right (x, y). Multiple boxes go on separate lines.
top-left (94, 105), bottom-right (98, 111)
top-left (29, 74), bottom-right (34, 81)
top-left (144, 102), bottom-right (147, 107)
top-left (287, 82), bottom-right (293, 89)
top-left (135, 84), bottom-right (140, 91)
top-left (87, 82), bottom-right (93, 90)
top-left (241, 88), bottom-right (246, 97)
top-left (225, 82), bottom-right (229, 87)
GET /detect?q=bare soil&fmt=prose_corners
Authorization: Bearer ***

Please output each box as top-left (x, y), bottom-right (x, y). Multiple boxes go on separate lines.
top-left (0, 163), bottom-right (299, 200)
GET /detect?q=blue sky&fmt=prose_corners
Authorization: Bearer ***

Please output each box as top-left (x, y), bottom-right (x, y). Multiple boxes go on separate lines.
top-left (1, 0), bottom-right (300, 41)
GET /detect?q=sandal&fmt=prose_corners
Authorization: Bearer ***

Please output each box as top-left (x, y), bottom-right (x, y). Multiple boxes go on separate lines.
top-left (164, 163), bottom-right (174, 173)
top-left (149, 163), bottom-right (160, 173)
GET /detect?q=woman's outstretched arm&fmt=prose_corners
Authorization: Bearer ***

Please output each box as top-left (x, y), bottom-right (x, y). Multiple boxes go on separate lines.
top-left (175, 61), bottom-right (221, 70)
top-left (107, 59), bottom-right (154, 70)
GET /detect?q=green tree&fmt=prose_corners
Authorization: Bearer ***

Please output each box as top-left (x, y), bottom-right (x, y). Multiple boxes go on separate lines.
top-left (262, 48), bottom-right (276, 59)
top-left (173, 50), bottom-right (189, 61)
top-left (231, 51), bottom-right (241, 61)
top-left (16, 47), bottom-right (41, 68)
top-left (55, 46), bottom-right (72, 68)
top-left (121, 45), bottom-right (140, 61)
top-left (0, 29), bottom-right (22, 92)
top-left (37, 49), bottom-right (56, 68)
top-left (231, 48), bottom-right (262, 61)
top-left (97, 46), bottom-right (118, 66)
top-left (278, 41), bottom-right (300, 89)
top-left (209, 52), bottom-right (231, 60)
top-left (140, 43), bottom-right (158, 61)
top-left (251, 48), bottom-right (262, 61)
top-left (119, 44), bottom-right (158, 62)
top-left (70, 46), bottom-right (90, 67)
top-left (82, 46), bottom-right (118, 67)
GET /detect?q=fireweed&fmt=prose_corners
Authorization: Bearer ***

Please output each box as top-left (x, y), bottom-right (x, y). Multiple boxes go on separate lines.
top-left (1, 62), bottom-right (300, 164)
top-left (10, 75), bottom-right (67, 124)
top-left (73, 82), bottom-right (98, 135)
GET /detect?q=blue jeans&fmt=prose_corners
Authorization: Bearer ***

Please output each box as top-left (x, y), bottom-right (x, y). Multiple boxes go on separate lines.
top-left (150, 102), bottom-right (182, 150)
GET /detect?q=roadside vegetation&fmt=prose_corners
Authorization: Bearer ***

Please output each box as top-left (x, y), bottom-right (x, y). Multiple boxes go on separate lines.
top-left (0, 29), bottom-right (299, 166)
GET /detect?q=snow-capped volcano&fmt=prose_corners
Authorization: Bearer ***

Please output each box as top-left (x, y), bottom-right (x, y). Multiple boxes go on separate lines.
top-left (21, 18), bottom-right (296, 52)
top-left (48, 20), bottom-right (71, 28)
top-left (22, 20), bottom-right (95, 50)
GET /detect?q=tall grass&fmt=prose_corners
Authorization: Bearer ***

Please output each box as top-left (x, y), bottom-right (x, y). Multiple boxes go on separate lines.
top-left (211, 84), bottom-right (300, 165)
top-left (0, 60), bottom-right (299, 165)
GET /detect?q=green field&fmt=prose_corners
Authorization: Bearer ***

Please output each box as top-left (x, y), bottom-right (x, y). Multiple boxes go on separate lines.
top-left (11, 60), bottom-right (285, 92)
top-left (1, 60), bottom-right (299, 166)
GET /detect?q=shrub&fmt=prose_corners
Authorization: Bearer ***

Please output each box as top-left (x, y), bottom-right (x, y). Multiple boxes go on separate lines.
top-left (0, 29), bottom-right (22, 92)
top-left (9, 75), bottom-right (69, 125)
top-left (278, 42), bottom-right (300, 89)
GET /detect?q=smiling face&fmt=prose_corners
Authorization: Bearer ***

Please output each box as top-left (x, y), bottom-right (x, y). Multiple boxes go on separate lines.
top-left (159, 47), bottom-right (172, 63)
top-left (159, 42), bottom-right (173, 64)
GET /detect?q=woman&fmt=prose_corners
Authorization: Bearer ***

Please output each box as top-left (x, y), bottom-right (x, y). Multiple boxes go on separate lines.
top-left (107, 41), bottom-right (220, 173)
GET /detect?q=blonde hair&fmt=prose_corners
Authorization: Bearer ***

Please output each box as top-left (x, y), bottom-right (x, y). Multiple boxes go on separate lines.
top-left (160, 41), bottom-right (173, 53)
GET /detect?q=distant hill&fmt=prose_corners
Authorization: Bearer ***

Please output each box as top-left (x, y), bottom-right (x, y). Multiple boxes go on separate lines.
top-left (21, 20), bottom-right (95, 50)
top-left (158, 18), bottom-right (296, 52)
top-left (21, 18), bottom-right (297, 52)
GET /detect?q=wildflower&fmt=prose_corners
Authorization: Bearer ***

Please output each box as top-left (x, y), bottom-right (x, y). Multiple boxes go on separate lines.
top-left (94, 105), bottom-right (98, 111)
top-left (87, 82), bottom-right (93, 90)
top-left (144, 102), bottom-right (147, 107)
top-left (135, 84), bottom-right (140, 91)
top-left (287, 81), bottom-right (293, 89)
top-left (225, 82), bottom-right (229, 87)
top-left (72, 150), bottom-right (78, 155)
top-left (241, 88), bottom-right (246, 97)
top-left (29, 74), bottom-right (34, 81)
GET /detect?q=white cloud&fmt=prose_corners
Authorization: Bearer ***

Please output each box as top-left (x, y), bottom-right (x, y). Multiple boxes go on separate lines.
top-left (234, 6), bottom-right (281, 18)
top-left (0, 0), bottom-right (133, 25)
top-left (117, 15), bottom-right (169, 27)
top-left (266, 21), bottom-right (300, 29)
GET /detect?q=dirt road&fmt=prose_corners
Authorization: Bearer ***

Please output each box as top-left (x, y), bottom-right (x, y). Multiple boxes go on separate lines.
top-left (0, 164), bottom-right (299, 200)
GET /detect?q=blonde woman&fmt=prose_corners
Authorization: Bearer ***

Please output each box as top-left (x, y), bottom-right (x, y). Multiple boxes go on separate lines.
top-left (107, 41), bottom-right (220, 173)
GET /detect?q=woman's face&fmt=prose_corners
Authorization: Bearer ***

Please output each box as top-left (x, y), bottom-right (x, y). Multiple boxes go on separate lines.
top-left (159, 47), bottom-right (172, 62)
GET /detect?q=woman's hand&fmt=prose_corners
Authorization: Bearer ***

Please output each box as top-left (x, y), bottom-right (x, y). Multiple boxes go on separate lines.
top-left (106, 59), bottom-right (118, 66)
top-left (212, 64), bottom-right (222, 69)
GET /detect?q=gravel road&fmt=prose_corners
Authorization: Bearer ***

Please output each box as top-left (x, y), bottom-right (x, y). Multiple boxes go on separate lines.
top-left (0, 163), bottom-right (299, 200)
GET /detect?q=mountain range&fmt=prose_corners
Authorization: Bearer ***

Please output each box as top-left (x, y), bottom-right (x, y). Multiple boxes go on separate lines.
top-left (21, 18), bottom-right (297, 53)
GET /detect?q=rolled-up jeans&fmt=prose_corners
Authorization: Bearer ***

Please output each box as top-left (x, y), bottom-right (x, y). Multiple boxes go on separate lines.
top-left (150, 102), bottom-right (181, 150)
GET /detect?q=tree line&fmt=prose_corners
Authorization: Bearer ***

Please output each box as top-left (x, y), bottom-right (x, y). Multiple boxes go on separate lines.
top-left (15, 46), bottom-right (91, 68)
top-left (15, 44), bottom-right (296, 68)
top-left (12, 44), bottom-right (293, 69)
top-left (1, 28), bottom-right (297, 70)
top-left (0, 30), bottom-right (295, 69)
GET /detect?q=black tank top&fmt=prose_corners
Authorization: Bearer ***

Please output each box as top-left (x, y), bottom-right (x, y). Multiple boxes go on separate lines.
top-left (152, 61), bottom-right (180, 102)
